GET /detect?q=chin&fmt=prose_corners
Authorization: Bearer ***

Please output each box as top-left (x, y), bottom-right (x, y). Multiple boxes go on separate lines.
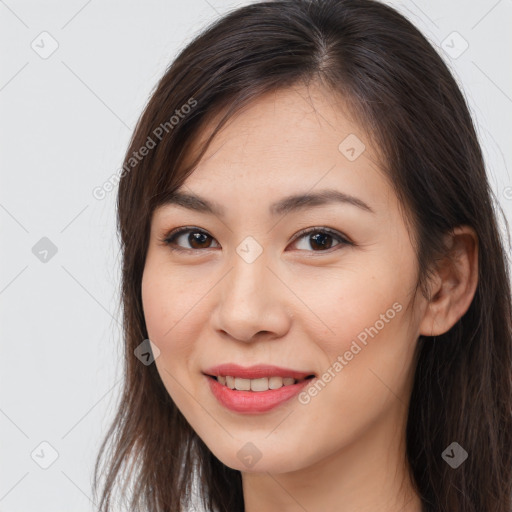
top-left (206, 438), bottom-right (311, 474)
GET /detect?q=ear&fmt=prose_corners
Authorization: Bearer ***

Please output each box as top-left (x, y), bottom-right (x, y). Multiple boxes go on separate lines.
top-left (419, 226), bottom-right (479, 337)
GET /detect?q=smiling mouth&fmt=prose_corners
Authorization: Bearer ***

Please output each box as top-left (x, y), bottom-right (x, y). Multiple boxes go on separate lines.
top-left (206, 374), bottom-right (315, 392)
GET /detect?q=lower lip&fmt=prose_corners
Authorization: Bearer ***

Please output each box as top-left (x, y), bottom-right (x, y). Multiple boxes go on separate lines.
top-left (205, 375), bottom-right (312, 413)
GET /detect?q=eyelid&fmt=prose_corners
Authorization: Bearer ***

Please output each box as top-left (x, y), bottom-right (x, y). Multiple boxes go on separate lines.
top-left (158, 225), bottom-right (216, 252)
top-left (159, 225), bottom-right (354, 254)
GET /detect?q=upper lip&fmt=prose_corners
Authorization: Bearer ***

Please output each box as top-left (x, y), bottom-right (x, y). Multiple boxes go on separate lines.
top-left (203, 363), bottom-right (315, 380)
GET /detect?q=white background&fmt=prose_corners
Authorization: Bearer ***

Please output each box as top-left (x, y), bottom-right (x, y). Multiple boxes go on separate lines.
top-left (1, 0), bottom-right (511, 510)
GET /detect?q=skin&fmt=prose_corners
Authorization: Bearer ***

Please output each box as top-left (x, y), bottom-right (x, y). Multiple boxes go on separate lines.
top-left (141, 83), bottom-right (478, 512)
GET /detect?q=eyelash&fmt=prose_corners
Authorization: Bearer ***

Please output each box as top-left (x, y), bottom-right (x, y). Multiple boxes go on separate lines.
top-left (159, 226), bottom-right (353, 254)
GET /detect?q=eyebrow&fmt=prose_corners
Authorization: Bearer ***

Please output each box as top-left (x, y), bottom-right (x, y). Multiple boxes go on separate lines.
top-left (158, 189), bottom-right (375, 217)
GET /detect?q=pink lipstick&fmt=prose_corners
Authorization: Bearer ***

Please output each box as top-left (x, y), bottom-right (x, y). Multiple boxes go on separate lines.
top-left (203, 364), bottom-right (315, 413)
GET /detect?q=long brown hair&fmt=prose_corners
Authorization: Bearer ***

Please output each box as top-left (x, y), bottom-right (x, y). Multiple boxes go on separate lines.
top-left (93, 1), bottom-right (512, 510)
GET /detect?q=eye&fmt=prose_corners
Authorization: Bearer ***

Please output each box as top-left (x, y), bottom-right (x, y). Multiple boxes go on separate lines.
top-left (160, 226), bottom-right (219, 252)
top-left (290, 227), bottom-right (352, 252)
top-left (160, 226), bottom-right (352, 253)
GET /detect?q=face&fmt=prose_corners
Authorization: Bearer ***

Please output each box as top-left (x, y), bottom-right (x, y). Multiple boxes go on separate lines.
top-left (141, 84), bottom-right (428, 474)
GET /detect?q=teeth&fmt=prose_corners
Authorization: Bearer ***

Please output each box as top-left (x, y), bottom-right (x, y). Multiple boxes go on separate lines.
top-left (216, 375), bottom-right (300, 391)
top-left (269, 376), bottom-right (284, 389)
top-left (234, 377), bottom-right (251, 391)
top-left (226, 376), bottom-right (235, 389)
top-left (251, 377), bottom-right (269, 391)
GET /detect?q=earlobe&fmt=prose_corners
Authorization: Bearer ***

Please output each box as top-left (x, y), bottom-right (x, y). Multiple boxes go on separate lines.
top-left (419, 226), bottom-right (479, 337)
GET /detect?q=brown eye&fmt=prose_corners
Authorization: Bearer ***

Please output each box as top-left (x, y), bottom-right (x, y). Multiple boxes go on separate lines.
top-left (163, 227), bottom-right (220, 252)
top-left (162, 226), bottom-right (352, 254)
top-left (290, 228), bottom-right (351, 252)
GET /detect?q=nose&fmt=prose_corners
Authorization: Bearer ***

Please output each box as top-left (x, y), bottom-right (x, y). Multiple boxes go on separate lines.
top-left (211, 251), bottom-right (293, 343)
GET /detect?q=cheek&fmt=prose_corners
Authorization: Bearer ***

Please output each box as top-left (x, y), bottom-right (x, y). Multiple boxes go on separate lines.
top-left (297, 260), bottom-right (419, 424)
top-left (294, 299), bottom-right (415, 447)
top-left (293, 253), bottom-right (413, 357)
top-left (141, 268), bottom-right (171, 343)
top-left (313, 276), bottom-right (417, 413)
top-left (142, 265), bottom-right (205, 413)
top-left (141, 263), bottom-right (199, 362)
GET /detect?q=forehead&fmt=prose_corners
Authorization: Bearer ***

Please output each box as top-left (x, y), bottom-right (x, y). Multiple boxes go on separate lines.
top-left (187, 84), bottom-right (382, 167)
top-left (172, 84), bottom-right (391, 214)
top-left (151, 86), bottom-right (398, 230)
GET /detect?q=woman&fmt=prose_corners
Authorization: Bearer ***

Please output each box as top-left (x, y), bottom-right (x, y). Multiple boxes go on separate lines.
top-left (93, 1), bottom-right (512, 511)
